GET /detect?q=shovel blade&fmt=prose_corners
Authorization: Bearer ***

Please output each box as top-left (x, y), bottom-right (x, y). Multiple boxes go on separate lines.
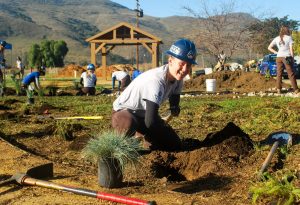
top-left (260, 131), bottom-right (292, 147)
top-left (266, 131), bottom-right (292, 147)
top-left (26, 163), bottom-right (54, 179)
top-left (0, 163), bottom-right (53, 187)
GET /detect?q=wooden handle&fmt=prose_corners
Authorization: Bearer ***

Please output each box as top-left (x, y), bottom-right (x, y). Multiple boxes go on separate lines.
top-left (258, 141), bottom-right (279, 177)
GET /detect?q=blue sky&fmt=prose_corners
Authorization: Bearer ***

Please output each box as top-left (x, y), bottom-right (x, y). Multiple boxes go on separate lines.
top-left (112, 0), bottom-right (300, 21)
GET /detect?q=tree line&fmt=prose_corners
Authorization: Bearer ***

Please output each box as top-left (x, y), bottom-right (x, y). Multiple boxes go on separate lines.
top-left (185, 0), bottom-right (300, 65)
top-left (28, 39), bottom-right (68, 68)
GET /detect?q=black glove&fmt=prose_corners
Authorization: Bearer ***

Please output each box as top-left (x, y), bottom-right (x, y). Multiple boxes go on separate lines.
top-left (170, 106), bottom-right (180, 117)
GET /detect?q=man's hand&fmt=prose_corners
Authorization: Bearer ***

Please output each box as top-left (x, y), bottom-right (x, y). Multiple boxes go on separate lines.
top-left (162, 113), bottom-right (173, 123)
top-left (170, 106), bottom-right (180, 117)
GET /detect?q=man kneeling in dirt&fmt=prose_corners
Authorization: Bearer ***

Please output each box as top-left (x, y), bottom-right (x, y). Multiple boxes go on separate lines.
top-left (111, 38), bottom-right (197, 151)
top-left (22, 65), bottom-right (46, 93)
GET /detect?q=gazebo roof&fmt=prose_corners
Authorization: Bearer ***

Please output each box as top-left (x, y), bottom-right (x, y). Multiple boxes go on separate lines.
top-left (86, 22), bottom-right (162, 45)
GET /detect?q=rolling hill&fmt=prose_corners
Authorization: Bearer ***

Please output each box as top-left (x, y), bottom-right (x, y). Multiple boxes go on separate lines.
top-left (0, 0), bottom-right (255, 66)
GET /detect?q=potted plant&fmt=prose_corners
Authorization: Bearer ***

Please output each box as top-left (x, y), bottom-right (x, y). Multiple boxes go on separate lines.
top-left (81, 131), bottom-right (143, 188)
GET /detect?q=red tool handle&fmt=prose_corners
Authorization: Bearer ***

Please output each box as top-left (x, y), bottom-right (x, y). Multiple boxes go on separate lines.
top-left (22, 176), bottom-right (156, 205)
top-left (96, 192), bottom-right (156, 205)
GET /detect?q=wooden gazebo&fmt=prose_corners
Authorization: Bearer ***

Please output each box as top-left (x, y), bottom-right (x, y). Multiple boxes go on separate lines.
top-left (86, 22), bottom-right (162, 78)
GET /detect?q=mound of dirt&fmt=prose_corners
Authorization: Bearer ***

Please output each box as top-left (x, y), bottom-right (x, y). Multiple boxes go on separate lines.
top-left (57, 64), bottom-right (85, 77)
top-left (56, 64), bottom-right (135, 78)
top-left (142, 122), bottom-right (253, 182)
top-left (184, 70), bottom-right (290, 93)
top-left (95, 64), bottom-right (134, 78)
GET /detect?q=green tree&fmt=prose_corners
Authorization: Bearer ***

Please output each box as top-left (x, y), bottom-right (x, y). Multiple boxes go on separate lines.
top-left (249, 16), bottom-right (299, 55)
top-left (53, 40), bottom-right (68, 67)
top-left (28, 44), bottom-right (42, 68)
top-left (292, 31), bottom-right (300, 56)
top-left (28, 39), bottom-right (69, 68)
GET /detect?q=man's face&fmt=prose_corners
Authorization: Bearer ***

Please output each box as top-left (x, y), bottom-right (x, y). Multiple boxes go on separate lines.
top-left (168, 56), bottom-right (192, 81)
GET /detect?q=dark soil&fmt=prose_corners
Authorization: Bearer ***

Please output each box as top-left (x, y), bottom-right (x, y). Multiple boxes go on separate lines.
top-left (0, 70), bottom-right (299, 205)
top-left (184, 70), bottom-right (290, 93)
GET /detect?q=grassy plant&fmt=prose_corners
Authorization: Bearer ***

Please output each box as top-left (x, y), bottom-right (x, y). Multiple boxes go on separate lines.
top-left (81, 131), bottom-right (143, 172)
top-left (26, 89), bottom-right (34, 98)
top-left (278, 145), bottom-right (290, 156)
top-left (250, 172), bottom-right (300, 205)
top-left (10, 74), bottom-right (22, 95)
top-left (265, 69), bottom-right (271, 80)
top-left (54, 120), bottom-right (74, 140)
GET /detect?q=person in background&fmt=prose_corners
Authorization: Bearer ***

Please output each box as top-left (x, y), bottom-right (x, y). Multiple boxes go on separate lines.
top-left (268, 25), bottom-right (300, 94)
top-left (111, 38), bottom-right (197, 151)
top-left (131, 67), bottom-right (142, 80)
top-left (80, 64), bottom-right (97, 96)
top-left (22, 65), bottom-right (46, 93)
top-left (111, 68), bottom-right (131, 92)
top-left (214, 50), bottom-right (227, 71)
top-left (16, 56), bottom-right (25, 79)
top-left (0, 41), bottom-right (6, 85)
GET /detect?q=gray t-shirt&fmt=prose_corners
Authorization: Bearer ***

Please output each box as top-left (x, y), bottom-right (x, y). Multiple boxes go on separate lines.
top-left (80, 72), bottom-right (97, 87)
top-left (113, 65), bottom-right (183, 117)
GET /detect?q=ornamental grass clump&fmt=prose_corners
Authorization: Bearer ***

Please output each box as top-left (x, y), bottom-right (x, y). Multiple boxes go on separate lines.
top-left (250, 172), bottom-right (300, 205)
top-left (81, 131), bottom-right (143, 172)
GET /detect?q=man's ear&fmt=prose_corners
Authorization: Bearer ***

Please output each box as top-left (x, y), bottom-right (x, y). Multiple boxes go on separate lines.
top-left (168, 56), bottom-right (173, 65)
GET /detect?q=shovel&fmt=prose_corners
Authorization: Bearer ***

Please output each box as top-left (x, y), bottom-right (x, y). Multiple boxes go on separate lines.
top-left (258, 131), bottom-right (292, 178)
top-left (0, 162), bottom-right (53, 187)
top-left (13, 175), bottom-right (156, 205)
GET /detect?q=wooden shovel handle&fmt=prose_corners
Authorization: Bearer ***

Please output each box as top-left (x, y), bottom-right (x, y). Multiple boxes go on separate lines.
top-left (258, 141), bottom-right (279, 177)
top-left (22, 176), bottom-right (156, 205)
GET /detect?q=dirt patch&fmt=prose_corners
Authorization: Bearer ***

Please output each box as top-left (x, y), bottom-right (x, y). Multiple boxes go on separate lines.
top-left (141, 122), bottom-right (253, 183)
top-left (184, 70), bottom-right (290, 93)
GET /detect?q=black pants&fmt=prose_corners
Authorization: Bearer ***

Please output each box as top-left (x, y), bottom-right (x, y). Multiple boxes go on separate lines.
top-left (111, 109), bottom-right (182, 151)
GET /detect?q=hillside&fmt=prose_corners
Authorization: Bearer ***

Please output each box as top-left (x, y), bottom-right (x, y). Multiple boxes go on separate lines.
top-left (0, 0), bottom-right (255, 65)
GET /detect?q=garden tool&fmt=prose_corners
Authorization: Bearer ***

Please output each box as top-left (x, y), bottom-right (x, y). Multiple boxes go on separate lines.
top-left (0, 162), bottom-right (53, 187)
top-left (12, 174), bottom-right (156, 205)
top-left (258, 131), bottom-right (292, 178)
top-left (54, 116), bottom-right (103, 120)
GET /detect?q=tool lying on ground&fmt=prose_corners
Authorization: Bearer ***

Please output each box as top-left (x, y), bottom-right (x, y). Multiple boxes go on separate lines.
top-left (37, 116), bottom-right (103, 120)
top-left (0, 163), bottom-right (54, 187)
top-left (1, 163), bottom-right (156, 205)
top-left (258, 131), bottom-right (292, 178)
top-left (54, 116), bottom-right (103, 120)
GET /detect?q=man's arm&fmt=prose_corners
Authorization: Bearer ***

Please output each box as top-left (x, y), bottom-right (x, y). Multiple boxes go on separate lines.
top-left (112, 76), bottom-right (116, 90)
top-left (268, 40), bottom-right (277, 54)
top-left (34, 77), bottom-right (41, 90)
top-left (118, 81), bottom-right (121, 91)
top-left (145, 100), bottom-right (162, 129)
top-left (169, 94), bottom-right (180, 116)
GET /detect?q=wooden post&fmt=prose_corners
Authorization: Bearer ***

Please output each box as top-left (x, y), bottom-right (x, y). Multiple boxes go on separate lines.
top-left (102, 47), bottom-right (107, 80)
top-left (91, 43), bottom-right (96, 65)
top-left (152, 43), bottom-right (159, 68)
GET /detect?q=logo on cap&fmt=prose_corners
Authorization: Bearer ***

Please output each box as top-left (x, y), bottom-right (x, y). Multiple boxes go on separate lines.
top-left (187, 50), bottom-right (195, 59)
top-left (169, 45), bottom-right (181, 55)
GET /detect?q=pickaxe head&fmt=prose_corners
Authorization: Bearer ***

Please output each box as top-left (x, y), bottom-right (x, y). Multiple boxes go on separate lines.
top-left (265, 131), bottom-right (292, 147)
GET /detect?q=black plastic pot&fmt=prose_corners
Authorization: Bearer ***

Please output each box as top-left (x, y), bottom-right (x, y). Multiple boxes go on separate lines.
top-left (98, 158), bottom-right (123, 188)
